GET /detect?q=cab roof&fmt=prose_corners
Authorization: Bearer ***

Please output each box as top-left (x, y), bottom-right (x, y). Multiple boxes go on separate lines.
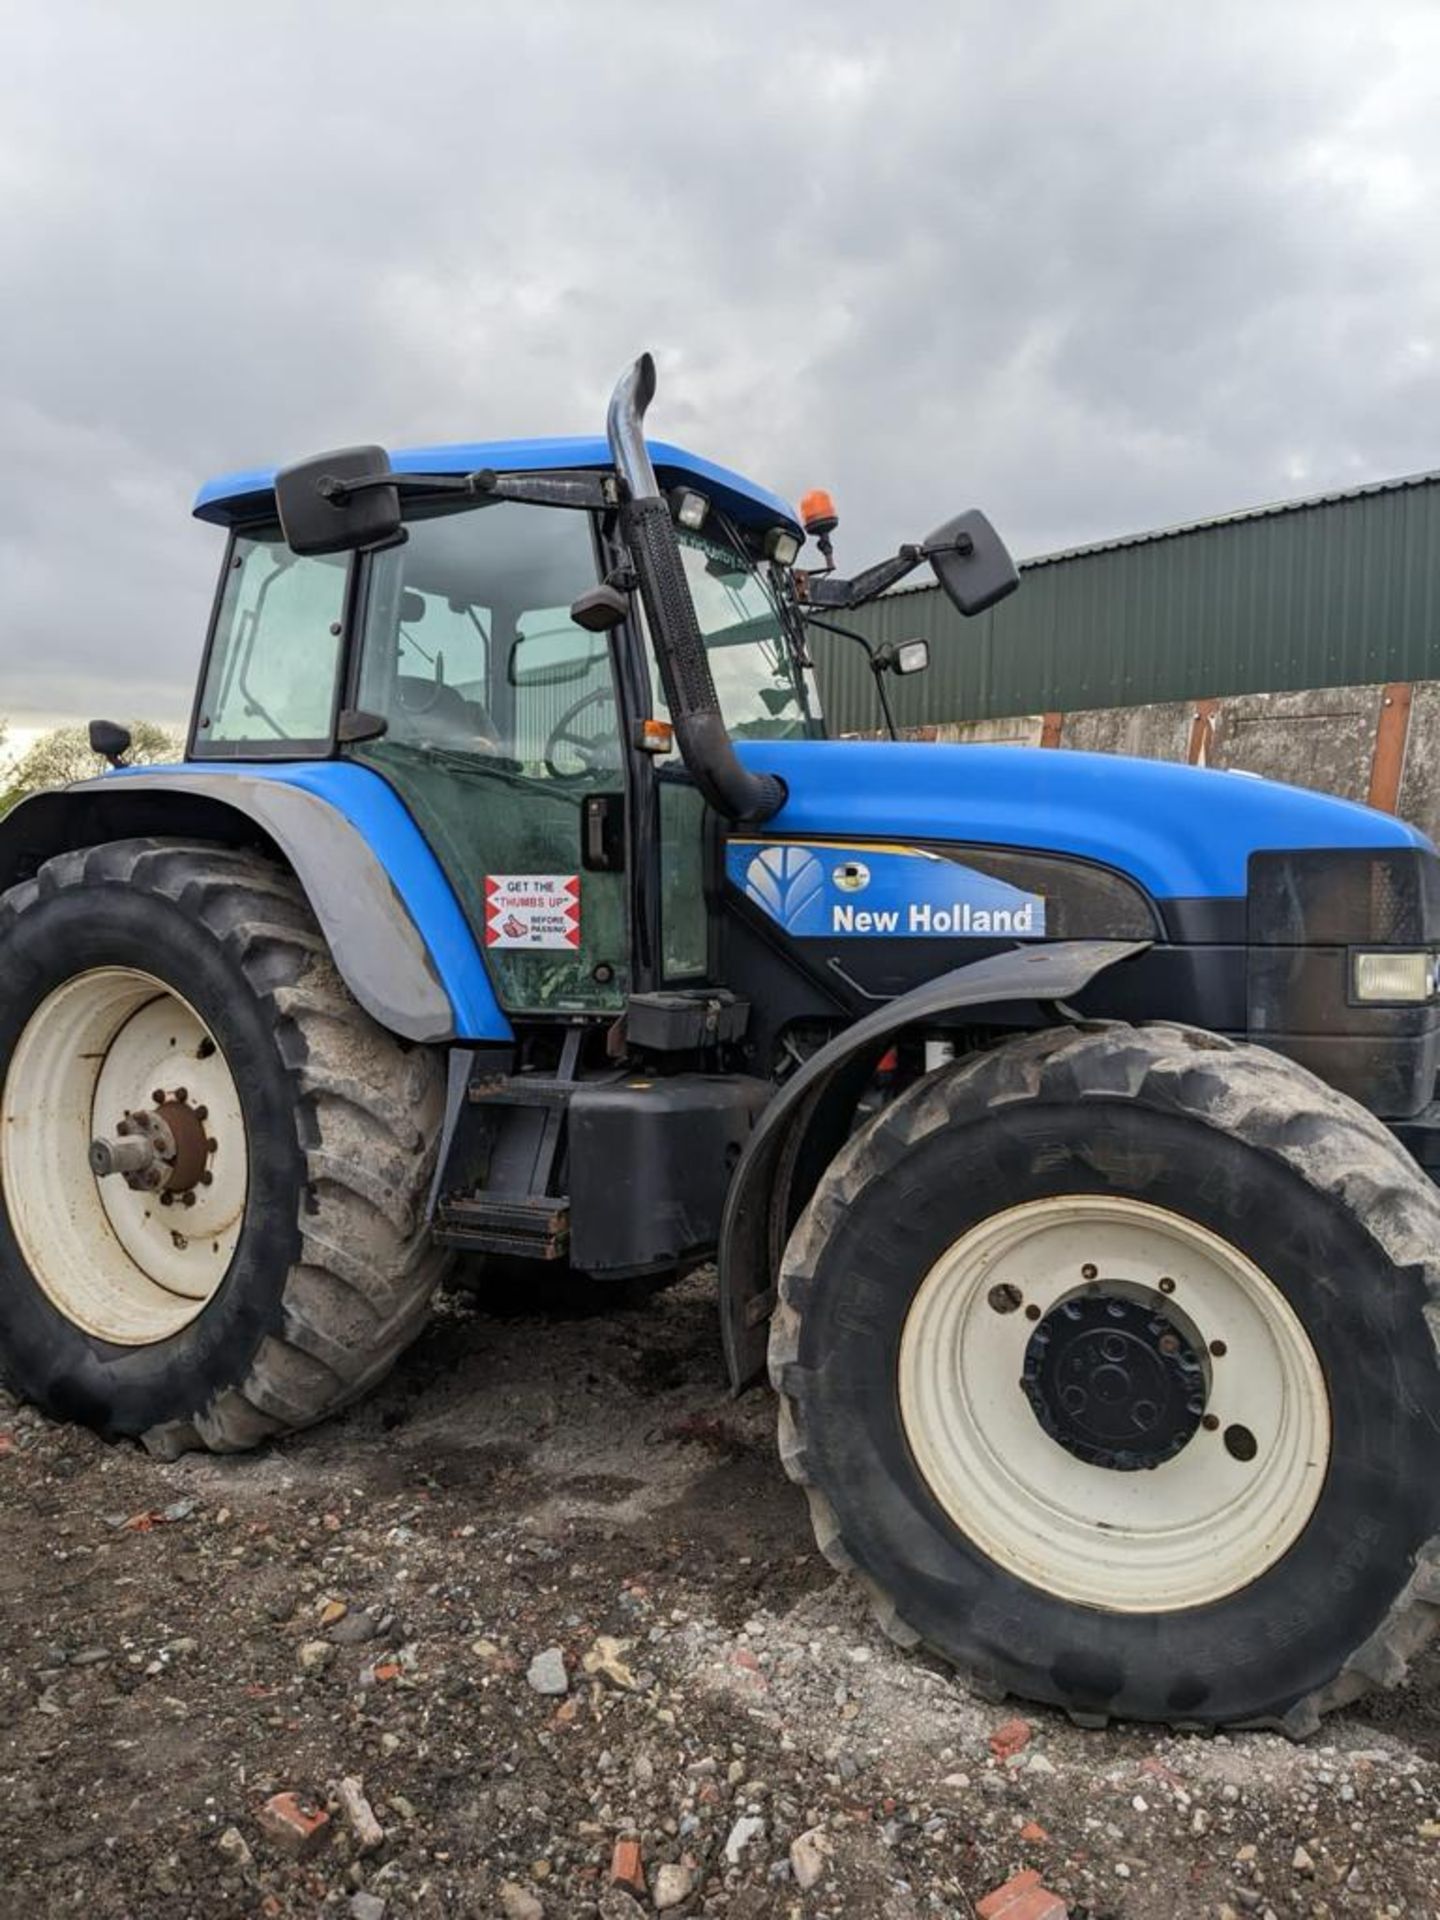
top-left (193, 435), bottom-right (801, 537)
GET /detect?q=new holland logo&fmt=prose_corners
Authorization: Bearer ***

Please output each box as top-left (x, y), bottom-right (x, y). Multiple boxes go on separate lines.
top-left (731, 839), bottom-right (1047, 941)
top-left (743, 845), bottom-right (824, 932)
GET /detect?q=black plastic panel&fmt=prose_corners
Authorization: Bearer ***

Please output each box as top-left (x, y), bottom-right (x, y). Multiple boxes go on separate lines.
top-left (569, 1073), bottom-right (770, 1275)
top-left (1249, 847), bottom-right (1440, 946)
top-left (1246, 847), bottom-right (1440, 1117)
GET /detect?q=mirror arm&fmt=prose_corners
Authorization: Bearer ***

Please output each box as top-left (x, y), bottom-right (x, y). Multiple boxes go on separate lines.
top-left (804, 545), bottom-right (924, 609)
top-left (804, 530), bottom-right (978, 610)
top-left (472, 470), bottom-right (620, 511)
top-left (317, 468), bottom-right (617, 511)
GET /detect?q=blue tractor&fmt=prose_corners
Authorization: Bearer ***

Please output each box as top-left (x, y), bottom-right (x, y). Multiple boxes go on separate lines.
top-left (2, 357), bottom-right (1438, 1733)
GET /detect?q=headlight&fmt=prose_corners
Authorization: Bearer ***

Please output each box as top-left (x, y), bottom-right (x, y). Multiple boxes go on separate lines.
top-left (1352, 950), bottom-right (1440, 1003)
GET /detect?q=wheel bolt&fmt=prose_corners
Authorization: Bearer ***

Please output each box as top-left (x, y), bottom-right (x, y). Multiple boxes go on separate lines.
top-left (1081, 1263), bottom-right (1098, 1280)
top-left (199, 1170), bottom-right (214, 1186)
top-left (182, 1191), bottom-right (196, 1208)
top-left (1159, 1276), bottom-right (1176, 1294)
top-left (160, 1192), bottom-right (174, 1208)
top-left (194, 1106), bottom-right (208, 1122)
top-left (1202, 1413), bottom-right (1220, 1431)
top-left (1210, 1339), bottom-right (1227, 1357)
top-left (152, 1090), bottom-right (166, 1106)
top-left (116, 1119), bottom-right (132, 1137)
top-left (205, 1138), bottom-right (218, 1154)
top-left (174, 1088), bottom-right (188, 1104)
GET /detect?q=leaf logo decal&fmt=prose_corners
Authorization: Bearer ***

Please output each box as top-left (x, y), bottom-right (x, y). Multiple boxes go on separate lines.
top-left (743, 846), bottom-right (825, 932)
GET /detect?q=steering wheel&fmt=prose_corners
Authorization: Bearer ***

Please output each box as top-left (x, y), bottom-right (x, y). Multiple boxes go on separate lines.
top-left (399, 673), bottom-right (447, 716)
top-left (544, 687), bottom-right (616, 779)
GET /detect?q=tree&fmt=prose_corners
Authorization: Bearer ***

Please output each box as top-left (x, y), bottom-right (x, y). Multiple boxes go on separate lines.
top-left (1, 721), bottom-right (182, 811)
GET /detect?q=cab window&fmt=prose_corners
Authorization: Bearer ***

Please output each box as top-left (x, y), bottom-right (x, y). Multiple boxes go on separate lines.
top-left (355, 500), bottom-right (611, 770)
top-left (195, 531), bottom-right (347, 755)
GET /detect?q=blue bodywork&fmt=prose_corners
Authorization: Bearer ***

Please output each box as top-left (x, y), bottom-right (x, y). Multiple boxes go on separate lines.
top-left (736, 739), bottom-right (1430, 900)
top-left (194, 436), bottom-right (801, 538)
top-left (134, 742), bottom-right (1427, 1043)
top-left (113, 759), bottom-right (512, 1040)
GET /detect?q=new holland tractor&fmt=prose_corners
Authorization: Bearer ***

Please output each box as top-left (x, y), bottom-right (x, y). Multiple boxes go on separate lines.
top-left (2, 356), bottom-right (1438, 1735)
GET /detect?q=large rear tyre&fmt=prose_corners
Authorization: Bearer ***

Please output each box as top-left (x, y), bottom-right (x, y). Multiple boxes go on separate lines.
top-left (771, 1022), bottom-right (1440, 1732)
top-left (0, 840), bottom-right (449, 1455)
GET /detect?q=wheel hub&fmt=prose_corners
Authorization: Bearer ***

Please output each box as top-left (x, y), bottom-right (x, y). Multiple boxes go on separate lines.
top-left (1022, 1291), bottom-right (1207, 1470)
top-left (1, 967), bottom-right (248, 1345)
top-left (90, 1088), bottom-right (215, 1203)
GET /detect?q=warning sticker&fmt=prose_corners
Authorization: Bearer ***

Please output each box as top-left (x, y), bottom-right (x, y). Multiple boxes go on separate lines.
top-left (484, 874), bottom-right (581, 949)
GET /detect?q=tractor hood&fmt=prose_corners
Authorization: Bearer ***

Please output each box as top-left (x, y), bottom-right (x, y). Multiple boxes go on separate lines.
top-left (733, 738), bottom-right (1431, 901)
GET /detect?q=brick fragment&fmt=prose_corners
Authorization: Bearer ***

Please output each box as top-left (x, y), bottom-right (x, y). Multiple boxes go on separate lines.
top-left (988, 1716), bottom-right (1032, 1760)
top-left (977, 1867), bottom-right (1067, 1920)
top-left (256, 1791), bottom-right (331, 1861)
top-left (610, 1834), bottom-right (645, 1894)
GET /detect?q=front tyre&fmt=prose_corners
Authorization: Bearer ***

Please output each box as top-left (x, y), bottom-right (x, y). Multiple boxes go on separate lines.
top-left (0, 840), bottom-right (449, 1454)
top-left (771, 1023), bottom-right (1440, 1732)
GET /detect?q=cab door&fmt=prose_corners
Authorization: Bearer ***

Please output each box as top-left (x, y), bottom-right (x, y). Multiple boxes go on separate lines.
top-left (346, 498), bottom-right (632, 1015)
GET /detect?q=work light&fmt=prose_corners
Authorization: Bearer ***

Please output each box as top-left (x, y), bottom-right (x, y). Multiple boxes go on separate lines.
top-left (1352, 950), bottom-right (1440, 1003)
top-left (765, 528), bottom-right (802, 566)
top-left (669, 487), bottom-right (709, 530)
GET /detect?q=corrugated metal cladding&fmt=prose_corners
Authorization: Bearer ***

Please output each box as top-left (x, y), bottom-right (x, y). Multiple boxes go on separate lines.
top-left (813, 470), bottom-right (1440, 735)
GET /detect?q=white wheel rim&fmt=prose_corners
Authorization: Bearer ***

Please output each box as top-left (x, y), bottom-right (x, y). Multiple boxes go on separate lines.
top-left (897, 1195), bottom-right (1331, 1612)
top-left (1, 968), bottom-right (248, 1345)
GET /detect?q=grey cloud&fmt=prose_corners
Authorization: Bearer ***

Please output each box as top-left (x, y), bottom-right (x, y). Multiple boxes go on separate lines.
top-left (1, 0), bottom-right (1437, 727)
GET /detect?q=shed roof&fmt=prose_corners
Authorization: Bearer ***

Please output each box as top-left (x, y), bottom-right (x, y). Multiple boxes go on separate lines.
top-left (819, 465), bottom-right (1440, 730)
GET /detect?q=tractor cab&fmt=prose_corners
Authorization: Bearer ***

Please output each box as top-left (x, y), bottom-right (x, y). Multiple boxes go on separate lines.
top-left (190, 432), bottom-right (827, 1018)
top-left (187, 361), bottom-right (1017, 1026)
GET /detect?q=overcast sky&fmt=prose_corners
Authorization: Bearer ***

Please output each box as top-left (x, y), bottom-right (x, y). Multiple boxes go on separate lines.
top-left (1, 0), bottom-right (1438, 737)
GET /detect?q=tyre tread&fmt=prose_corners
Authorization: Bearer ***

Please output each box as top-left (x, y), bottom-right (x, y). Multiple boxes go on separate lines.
top-left (771, 1019), bottom-right (1440, 1733)
top-left (0, 837), bottom-right (447, 1454)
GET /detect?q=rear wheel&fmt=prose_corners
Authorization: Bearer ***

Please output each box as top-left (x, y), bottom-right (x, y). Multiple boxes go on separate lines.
top-left (771, 1022), bottom-right (1440, 1732)
top-left (0, 840), bottom-right (448, 1454)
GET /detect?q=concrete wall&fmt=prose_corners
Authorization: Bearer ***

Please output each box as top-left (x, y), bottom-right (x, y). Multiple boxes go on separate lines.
top-left (869, 678), bottom-right (1440, 842)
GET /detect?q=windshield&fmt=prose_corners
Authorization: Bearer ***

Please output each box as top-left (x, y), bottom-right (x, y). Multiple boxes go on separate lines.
top-left (661, 529), bottom-right (820, 740)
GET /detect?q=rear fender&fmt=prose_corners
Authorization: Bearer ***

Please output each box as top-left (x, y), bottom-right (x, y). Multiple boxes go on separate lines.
top-left (0, 767), bottom-right (511, 1044)
top-left (718, 939), bottom-right (1148, 1389)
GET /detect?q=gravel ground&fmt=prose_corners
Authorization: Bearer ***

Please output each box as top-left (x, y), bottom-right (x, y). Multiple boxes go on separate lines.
top-left (1, 1270), bottom-right (1437, 1918)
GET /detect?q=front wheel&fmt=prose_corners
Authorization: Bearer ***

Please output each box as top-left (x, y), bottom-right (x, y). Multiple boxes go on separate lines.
top-left (0, 840), bottom-right (448, 1454)
top-left (771, 1022), bottom-right (1440, 1732)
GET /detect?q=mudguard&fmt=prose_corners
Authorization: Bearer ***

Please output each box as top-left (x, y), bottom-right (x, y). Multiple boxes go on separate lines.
top-left (718, 938), bottom-right (1148, 1389)
top-left (0, 764), bottom-right (511, 1045)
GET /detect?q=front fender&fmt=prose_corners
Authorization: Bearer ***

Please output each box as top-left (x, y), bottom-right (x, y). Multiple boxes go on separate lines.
top-left (0, 764), bottom-right (510, 1045)
top-left (717, 938), bottom-right (1148, 1389)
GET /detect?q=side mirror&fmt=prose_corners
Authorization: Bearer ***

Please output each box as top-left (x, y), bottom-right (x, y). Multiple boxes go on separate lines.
top-left (926, 510), bottom-right (1019, 616)
top-left (88, 719), bottom-right (132, 767)
top-left (275, 445), bottom-right (401, 556)
top-left (569, 584), bottom-right (629, 633)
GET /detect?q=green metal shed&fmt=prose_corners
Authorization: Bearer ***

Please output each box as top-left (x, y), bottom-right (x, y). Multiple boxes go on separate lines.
top-left (814, 469), bottom-right (1440, 736)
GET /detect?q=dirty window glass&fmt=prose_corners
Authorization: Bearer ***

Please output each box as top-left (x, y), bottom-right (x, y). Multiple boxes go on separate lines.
top-left (357, 501), bottom-right (613, 772)
top-left (196, 531), bottom-right (347, 754)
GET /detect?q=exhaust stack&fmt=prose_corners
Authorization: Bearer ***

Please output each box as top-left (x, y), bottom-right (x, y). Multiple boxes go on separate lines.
top-left (607, 354), bottom-right (786, 826)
